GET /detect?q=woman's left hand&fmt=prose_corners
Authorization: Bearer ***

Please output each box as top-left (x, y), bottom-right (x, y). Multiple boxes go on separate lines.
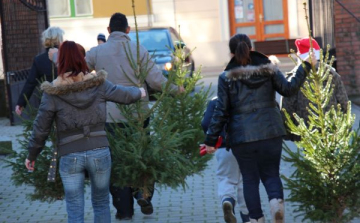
top-left (205, 145), bottom-right (217, 154)
top-left (25, 159), bottom-right (35, 171)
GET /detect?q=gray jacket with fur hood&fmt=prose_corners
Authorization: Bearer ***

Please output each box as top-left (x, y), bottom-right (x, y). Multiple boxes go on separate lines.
top-left (27, 70), bottom-right (141, 161)
top-left (204, 51), bottom-right (311, 147)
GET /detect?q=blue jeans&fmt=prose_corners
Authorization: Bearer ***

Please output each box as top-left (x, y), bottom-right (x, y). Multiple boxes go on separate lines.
top-left (231, 137), bottom-right (283, 220)
top-left (60, 147), bottom-right (111, 223)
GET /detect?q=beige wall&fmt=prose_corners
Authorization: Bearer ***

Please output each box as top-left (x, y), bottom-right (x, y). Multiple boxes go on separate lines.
top-left (151, 0), bottom-right (231, 68)
top-left (288, 0), bottom-right (309, 39)
top-left (92, 0), bottom-right (151, 18)
top-left (50, 0), bottom-right (307, 68)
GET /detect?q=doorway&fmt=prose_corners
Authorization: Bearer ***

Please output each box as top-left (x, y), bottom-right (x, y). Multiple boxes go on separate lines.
top-left (228, 0), bottom-right (289, 41)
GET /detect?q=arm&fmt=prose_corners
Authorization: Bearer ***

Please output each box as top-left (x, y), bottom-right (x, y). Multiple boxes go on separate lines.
top-left (331, 69), bottom-right (349, 113)
top-left (142, 50), bottom-right (179, 93)
top-left (103, 80), bottom-right (142, 104)
top-left (272, 62), bottom-right (311, 97)
top-left (204, 74), bottom-right (229, 147)
top-left (201, 99), bottom-right (217, 134)
top-left (16, 59), bottom-right (41, 108)
top-left (85, 47), bottom-right (96, 71)
top-left (27, 93), bottom-right (56, 161)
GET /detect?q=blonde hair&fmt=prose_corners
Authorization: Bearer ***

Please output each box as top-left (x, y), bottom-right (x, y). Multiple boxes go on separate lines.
top-left (42, 26), bottom-right (65, 48)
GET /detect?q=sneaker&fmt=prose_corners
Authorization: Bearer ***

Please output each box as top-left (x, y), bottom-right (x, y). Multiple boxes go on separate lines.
top-left (137, 198), bottom-right (154, 215)
top-left (115, 212), bottom-right (132, 220)
top-left (222, 198), bottom-right (237, 223)
top-left (240, 211), bottom-right (250, 223)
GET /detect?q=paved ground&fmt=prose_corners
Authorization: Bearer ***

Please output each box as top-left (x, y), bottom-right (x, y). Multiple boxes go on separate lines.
top-left (1, 58), bottom-right (360, 222)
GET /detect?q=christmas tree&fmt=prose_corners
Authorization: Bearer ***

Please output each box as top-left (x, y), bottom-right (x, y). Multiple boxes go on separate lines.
top-left (282, 2), bottom-right (360, 222)
top-left (108, 0), bottom-right (211, 198)
top-left (6, 95), bottom-right (65, 202)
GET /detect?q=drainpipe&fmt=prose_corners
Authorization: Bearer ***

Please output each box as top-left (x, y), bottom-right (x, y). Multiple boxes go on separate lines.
top-left (147, 0), bottom-right (152, 27)
top-left (309, 0), bottom-right (313, 35)
top-left (173, 0), bottom-right (177, 28)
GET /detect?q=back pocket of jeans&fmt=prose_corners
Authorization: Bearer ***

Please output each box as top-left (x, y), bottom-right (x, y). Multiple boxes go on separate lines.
top-left (60, 156), bottom-right (77, 174)
top-left (94, 154), bottom-right (111, 173)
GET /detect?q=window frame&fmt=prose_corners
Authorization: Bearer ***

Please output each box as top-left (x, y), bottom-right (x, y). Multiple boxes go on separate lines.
top-left (48, 0), bottom-right (93, 18)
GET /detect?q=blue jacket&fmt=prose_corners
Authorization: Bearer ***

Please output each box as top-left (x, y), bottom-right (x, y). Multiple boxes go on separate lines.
top-left (201, 97), bottom-right (226, 148)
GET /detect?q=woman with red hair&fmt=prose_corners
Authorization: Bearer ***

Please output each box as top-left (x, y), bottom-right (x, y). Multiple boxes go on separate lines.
top-left (24, 41), bottom-right (145, 222)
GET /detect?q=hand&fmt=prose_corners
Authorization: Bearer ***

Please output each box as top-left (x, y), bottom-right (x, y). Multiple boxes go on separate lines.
top-left (139, 87), bottom-right (146, 98)
top-left (48, 48), bottom-right (58, 62)
top-left (205, 145), bottom-right (216, 154)
top-left (25, 159), bottom-right (35, 171)
top-left (15, 105), bottom-right (23, 116)
top-left (305, 52), bottom-right (317, 66)
top-left (178, 86), bottom-right (185, 93)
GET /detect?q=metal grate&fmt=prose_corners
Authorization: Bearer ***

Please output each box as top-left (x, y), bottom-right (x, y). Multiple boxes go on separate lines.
top-left (19, 0), bottom-right (47, 11)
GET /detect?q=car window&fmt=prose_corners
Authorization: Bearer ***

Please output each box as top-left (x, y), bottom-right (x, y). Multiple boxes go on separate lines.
top-left (128, 30), bottom-right (170, 52)
top-left (170, 32), bottom-right (179, 43)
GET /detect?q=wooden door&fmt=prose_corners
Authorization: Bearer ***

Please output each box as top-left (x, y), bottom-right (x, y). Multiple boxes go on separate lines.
top-left (229, 0), bottom-right (289, 41)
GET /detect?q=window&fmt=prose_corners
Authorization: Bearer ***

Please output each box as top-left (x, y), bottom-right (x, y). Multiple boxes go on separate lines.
top-left (48, 0), bottom-right (93, 18)
top-left (48, 0), bottom-right (71, 17)
top-left (74, 0), bottom-right (92, 16)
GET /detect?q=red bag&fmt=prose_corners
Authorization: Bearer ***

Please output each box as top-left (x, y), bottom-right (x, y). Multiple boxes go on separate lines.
top-left (199, 136), bottom-right (223, 156)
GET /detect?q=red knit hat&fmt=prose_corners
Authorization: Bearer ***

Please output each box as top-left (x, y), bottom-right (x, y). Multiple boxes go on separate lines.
top-left (295, 38), bottom-right (321, 60)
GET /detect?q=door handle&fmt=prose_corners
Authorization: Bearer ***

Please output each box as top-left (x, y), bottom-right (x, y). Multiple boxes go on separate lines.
top-left (259, 14), bottom-right (263, 22)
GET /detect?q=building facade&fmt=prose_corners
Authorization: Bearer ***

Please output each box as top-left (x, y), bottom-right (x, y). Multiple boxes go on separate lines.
top-left (48, 0), bottom-right (309, 68)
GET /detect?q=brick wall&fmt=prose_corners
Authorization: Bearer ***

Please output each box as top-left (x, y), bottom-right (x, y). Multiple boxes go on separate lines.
top-left (334, 0), bottom-right (360, 99)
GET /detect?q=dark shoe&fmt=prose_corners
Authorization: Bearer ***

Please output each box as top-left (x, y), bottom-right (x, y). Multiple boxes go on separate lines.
top-left (222, 198), bottom-right (237, 223)
top-left (240, 211), bottom-right (250, 223)
top-left (137, 198), bottom-right (154, 215)
top-left (115, 212), bottom-right (132, 220)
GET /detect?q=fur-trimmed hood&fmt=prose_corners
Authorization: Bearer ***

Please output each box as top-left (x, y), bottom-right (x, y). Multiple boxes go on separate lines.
top-left (41, 70), bottom-right (108, 109)
top-left (224, 52), bottom-right (279, 89)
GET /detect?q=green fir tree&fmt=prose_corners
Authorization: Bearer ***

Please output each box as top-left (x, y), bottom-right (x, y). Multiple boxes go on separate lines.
top-left (108, 0), bottom-right (211, 198)
top-left (6, 95), bottom-right (65, 202)
top-left (282, 2), bottom-right (360, 222)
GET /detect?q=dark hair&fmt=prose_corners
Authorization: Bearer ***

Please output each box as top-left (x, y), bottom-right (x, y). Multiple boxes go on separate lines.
top-left (76, 43), bottom-right (86, 57)
top-left (109, 13), bottom-right (128, 33)
top-left (229, 34), bottom-right (252, 66)
top-left (58, 41), bottom-right (89, 76)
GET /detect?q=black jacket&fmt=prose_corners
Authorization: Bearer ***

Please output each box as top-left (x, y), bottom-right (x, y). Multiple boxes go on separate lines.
top-left (17, 48), bottom-right (58, 107)
top-left (27, 70), bottom-right (141, 161)
top-left (204, 51), bottom-right (311, 147)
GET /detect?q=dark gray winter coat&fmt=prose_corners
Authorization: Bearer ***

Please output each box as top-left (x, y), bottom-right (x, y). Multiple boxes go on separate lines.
top-left (204, 51), bottom-right (311, 147)
top-left (27, 70), bottom-right (141, 161)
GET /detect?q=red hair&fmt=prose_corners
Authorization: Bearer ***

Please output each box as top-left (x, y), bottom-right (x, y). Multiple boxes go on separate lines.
top-left (58, 41), bottom-right (88, 76)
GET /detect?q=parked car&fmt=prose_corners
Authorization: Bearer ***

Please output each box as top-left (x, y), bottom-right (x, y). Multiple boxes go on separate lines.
top-left (127, 27), bottom-right (195, 77)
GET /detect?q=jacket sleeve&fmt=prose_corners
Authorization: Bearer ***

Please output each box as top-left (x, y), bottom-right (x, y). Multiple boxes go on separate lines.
top-left (331, 69), bottom-right (349, 113)
top-left (272, 62), bottom-right (311, 97)
top-left (141, 50), bottom-right (178, 92)
top-left (27, 93), bottom-right (56, 161)
top-left (103, 80), bottom-right (141, 104)
top-left (201, 99), bottom-right (216, 134)
top-left (17, 58), bottom-right (41, 107)
top-left (85, 47), bottom-right (96, 71)
top-left (204, 74), bottom-right (229, 146)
